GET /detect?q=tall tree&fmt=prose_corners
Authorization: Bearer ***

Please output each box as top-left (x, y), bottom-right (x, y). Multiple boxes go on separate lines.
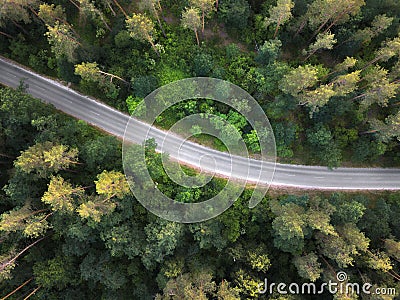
top-left (45, 21), bottom-right (80, 62)
top-left (77, 195), bottom-right (116, 222)
top-left (0, 0), bottom-right (39, 33)
top-left (41, 176), bottom-right (83, 212)
top-left (303, 32), bottom-right (337, 61)
top-left (75, 62), bottom-right (126, 83)
top-left (76, 0), bottom-right (111, 31)
top-left (189, 0), bottom-right (215, 33)
top-left (38, 3), bottom-right (67, 26)
top-left (94, 170), bottom-right (130, 200)
top-left (75, 62), bottom-right (126, 99)
top-left (298, 84), bottom-right (336, 114)
top-left (0, 205), bottom-right (50, 238)
top-left (139, 0), bottom-right (165, 37)
top-left (364, 35), bottom-right (400, 68)
top-left (370, 111), bottom-right (400, 142)
top-left (331, 71), bottom-right (360, 96)
top-left (305, 0), bottom-right (365, 36)
top-left (293, 253), bottom-right (322, 282)
top-left (126, 13), bottom-right (159, 55)
top-left (270, 200), bottom-right (306, 254)
top-left (15, 142), bottom-right (78, 177)
top-left (264, 0), bottom-right (294, 38)
top-left (354, 66), bottom-right (399, 109)
top-left (280, 65), bottom-right (319, 96)
top-left (181, 7), bottom-right (201, 46)
top-left (348, 14), bottom-right (393, 46)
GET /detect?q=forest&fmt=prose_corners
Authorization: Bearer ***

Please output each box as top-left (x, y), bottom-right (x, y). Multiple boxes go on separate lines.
top-left (0, 0), bottom-right (400, 298)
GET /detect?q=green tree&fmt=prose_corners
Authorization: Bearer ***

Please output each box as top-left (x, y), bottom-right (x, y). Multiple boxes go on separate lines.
top-left (181, 7), bottom-right (201, 46)
top-left (316, 232), bottom-right (357, 268)
top-left (306, 197), bottom-right (336, 236)
top-left (41, 176), bottom-right (83, 212)
top-left (306, 124), bottom-right (342, 168)
top-left (0, 0), bottom-right (39, 32)
top-left (385, 239), bottom-right (400, 261)
top-left (95, 170), bottom-right (130, 200)
top-left (33, 256), bottom-right (79, 289)
top-left (15, 142), bottom-right (78, 177)
top-left (370, 111), bottom-right (400, 142)
top-left (193, 52), bottom-right (214, 76)
top-left (218, 0), bottom-right (250, 30)
top-left (350, 14), bottom-right (393, 45)
top-left (156, 270), bottom-right (216, 299)
top-left (338, 223), bottom-right (370, 253)
top-left (189, 0), bottom-right (216, 33)
top-left (280, 65), bottom-right (319, 96)
top-left (293, 253), bottom-right (322, 282)
top-left (270, 200), bottom-right (306, 254)
top-left (255, 39), bottom-right (282, 66)
top-left (142, 219), bottom-right (183, 270)
top-left (264, 0), bottom-right (294, 38)
top-left (365, 35), bottom-right (400, 67)
top-left (354, 66), bottom-right (399, 109)
top-left (77, 0), bottom-right (111, 32)
top-left (126, 13), bottom-right (159, 55)
top-left (45, 21), bottom-right (80, 62)
top-left (303, 31), bottom-right (337, 60)
top-left (139, 0), bottom-right (165, 37)
top-left (304, 0), bottom-right (365, 36)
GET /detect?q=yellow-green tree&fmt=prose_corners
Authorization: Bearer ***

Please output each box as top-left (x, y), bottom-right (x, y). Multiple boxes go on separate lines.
top-left (0, 0), bottom-right (39, 30)
top-left (139, 0), bottom-right (165, 37)
top-left (38, 3), bottom-right (67, 26)
top-left (305, 0), bottom-right (365, 36)
top-left (126, 13), bottom-right (159, 55)
top-left (264, 0), bottom-right (294, 38)
top-left (77, 171), bottom-right (129, 222)
top-left (95, 170), bottom-right (130, 200)
top-left (0, 205), bottom-right (50, 238)
top-left (77, 0), bottom-right (111, 31)
top-left (75, 62), bottom-right (127, 83)
top-left (15, 142), bottom-right (78, 177)
top-left (303, 31), bottom-right (337, 61)
top-left (189, 0), bottom-right (215, 33)
top-left (42, 176), bottom-right (83, 212)
top-left (45, 21), bottom-right (80, 62)
top-left (181, 7), bottom-right (201, 45)
top-left (280, 65), bottom-right (319, 96)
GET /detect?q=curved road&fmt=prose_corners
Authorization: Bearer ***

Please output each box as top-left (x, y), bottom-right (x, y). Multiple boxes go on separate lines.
top-left (1, 57), bottom-right (399, 190)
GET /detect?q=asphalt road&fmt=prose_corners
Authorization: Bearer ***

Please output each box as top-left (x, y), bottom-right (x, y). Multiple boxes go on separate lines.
top-left (1, 57), bottom-right (400, 190)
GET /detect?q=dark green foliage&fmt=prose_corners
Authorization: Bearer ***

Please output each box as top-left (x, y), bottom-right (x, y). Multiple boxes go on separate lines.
top-left (192, 52), bottom-right (214, 76)
top-left (218, 0), bottom-right (251, 29)
top-left (131, 75), bottom-right (159, 98)
top-left (306, 123), bottom-right (342, 168)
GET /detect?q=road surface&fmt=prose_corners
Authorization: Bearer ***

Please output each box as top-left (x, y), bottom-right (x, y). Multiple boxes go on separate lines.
top-left (1, 57), bottom-right (399, 190)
